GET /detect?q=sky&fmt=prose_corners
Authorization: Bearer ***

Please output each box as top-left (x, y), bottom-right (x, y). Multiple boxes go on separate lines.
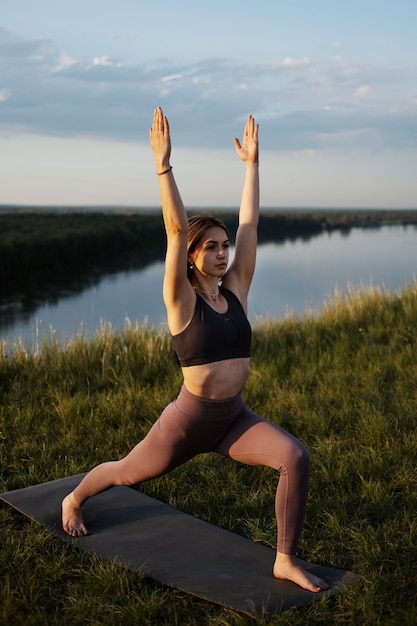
top-left (1, 0), bottom-right (417, 209)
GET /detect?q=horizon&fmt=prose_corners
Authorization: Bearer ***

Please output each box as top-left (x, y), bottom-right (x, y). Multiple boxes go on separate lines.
top-left (1, 205), bottom-right (417, 213)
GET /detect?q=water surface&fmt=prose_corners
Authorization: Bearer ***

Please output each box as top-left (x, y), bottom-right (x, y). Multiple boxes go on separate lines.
top-left (1, 225), bottom-right (416, 349)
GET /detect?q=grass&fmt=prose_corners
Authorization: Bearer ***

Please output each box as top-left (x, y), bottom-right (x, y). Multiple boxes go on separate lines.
top-left (1, 282), bottom-right (417, 624)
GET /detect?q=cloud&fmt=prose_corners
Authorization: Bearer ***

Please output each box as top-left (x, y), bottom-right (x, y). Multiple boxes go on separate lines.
top-left (280, 57), bottom-right (311, 67)
top-left (355, 85), bottom-right (372, 98)
top-left (52, 53), bottom-right (79, 72)
top-left (1, 28), bottom-right (417, 155)
top-left (93, 56), bottom-right (123, 68)
top-left (0, 89), bottom-right (11, 102)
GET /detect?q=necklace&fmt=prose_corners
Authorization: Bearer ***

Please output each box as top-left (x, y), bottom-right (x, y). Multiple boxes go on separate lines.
top-left (194, 286), bottom-right (220, 301)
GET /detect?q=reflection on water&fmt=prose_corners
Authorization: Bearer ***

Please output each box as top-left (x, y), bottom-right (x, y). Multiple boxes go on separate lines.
top-left (249, 225), bottom-right (417, 320)
top-left (1, 225), bottom-right (416, 348)
top-left (0, 261), bottom-right (167, 349)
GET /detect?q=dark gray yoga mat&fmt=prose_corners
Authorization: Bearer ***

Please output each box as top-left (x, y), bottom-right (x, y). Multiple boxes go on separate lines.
top-left (0, 474), bottom-right (360, 617)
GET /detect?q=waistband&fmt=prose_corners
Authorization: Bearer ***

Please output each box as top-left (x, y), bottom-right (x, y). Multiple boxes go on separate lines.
top-left (175, 385), bottom-right (245, 420)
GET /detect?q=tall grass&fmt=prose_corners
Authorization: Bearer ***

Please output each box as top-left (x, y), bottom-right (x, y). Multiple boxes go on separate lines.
top-left (1, 282), bottom-right (417, 625)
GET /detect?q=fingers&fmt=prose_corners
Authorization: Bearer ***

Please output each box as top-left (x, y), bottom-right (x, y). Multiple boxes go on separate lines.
top-left (233, 137), bottom-right (242, 150)
top-left (244, 114), bottom-right (258, 139)
top-left (245, 114), bottom-right (253, 135)
top-left (151, 106), bottom-right (167, 133)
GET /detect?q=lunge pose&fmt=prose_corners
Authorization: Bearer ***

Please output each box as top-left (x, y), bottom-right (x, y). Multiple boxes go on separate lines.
top-left (62, 107), bottom-right (328, 593)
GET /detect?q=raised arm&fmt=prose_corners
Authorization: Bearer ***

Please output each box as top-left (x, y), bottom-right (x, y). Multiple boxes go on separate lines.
top-left (149, 107), bottom-right (193, 332)
top-left (223, 115), bottom-right (259, 306)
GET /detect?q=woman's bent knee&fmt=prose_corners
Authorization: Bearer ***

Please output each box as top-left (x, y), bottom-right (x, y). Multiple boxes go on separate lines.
top-left (294, 440), bottom-right (310, 471)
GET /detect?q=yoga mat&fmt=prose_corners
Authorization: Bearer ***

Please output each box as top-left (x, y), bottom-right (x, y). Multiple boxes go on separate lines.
top-left (1, 475), bottom-right (359, 617)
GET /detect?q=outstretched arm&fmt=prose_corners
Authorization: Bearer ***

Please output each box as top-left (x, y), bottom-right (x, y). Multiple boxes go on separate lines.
top-left (233, 114), bottom-right (259, 226)
top-left (149, 107), bottom-right (187, 243)
top-left (223, 115), bottom-right (259, 305)
top-left (149, 107), bottom-right (193, 331)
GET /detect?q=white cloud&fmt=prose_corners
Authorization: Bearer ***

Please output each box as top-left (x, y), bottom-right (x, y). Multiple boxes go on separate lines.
top-left (281, 57), bottom-right (311, 67)
top-left (161, 73), bottom-right (182, 83)
top-left (52, 53), bottom-right (79, 72)
top-left (355, 85), bottom-right (372, 98)
top-left (0, 89), bottom-right (11, 102)
top-left (159, 73), bottom-right (183, 96)
top-left (93, 56), bottom-right (123, 68)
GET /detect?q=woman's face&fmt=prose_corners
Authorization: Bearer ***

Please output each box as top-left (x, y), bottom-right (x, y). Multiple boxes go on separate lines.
top-left (189, 226), bottom-right (230, 278)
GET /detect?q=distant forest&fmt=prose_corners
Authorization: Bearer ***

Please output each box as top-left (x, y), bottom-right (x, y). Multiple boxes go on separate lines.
top-left (1, 208), bottom-right (417, 306)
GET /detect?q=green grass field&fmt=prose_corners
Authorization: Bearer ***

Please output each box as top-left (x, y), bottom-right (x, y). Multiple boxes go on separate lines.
top-left (1, 282), bottom-right (417, 625)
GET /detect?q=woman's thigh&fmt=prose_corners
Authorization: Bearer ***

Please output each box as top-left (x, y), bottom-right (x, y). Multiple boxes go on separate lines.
top-left (215, 409), bottom-right (308, 471)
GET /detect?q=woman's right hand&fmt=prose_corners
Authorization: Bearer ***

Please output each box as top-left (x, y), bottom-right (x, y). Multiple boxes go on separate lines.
top-left (150, 107), bottom-right (171, 171)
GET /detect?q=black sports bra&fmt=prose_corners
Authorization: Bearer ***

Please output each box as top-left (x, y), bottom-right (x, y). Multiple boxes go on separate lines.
top-left (171, 287), bottom-right (252, 367)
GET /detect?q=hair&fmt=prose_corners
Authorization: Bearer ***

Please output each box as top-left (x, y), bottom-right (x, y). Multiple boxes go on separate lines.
top-left (187, 215), bottom-right (230, 280)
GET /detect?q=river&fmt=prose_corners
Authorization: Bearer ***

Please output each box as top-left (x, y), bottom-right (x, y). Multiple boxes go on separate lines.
top-left (1, 224), bottom-right (416, 350)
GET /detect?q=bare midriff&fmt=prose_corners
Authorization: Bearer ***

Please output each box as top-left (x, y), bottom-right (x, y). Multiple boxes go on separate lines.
top-left (181, 357), bottom-right (251, 399)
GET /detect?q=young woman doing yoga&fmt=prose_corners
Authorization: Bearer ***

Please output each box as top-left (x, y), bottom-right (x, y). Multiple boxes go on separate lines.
top-left (62, 107), bottom-right (328, 593)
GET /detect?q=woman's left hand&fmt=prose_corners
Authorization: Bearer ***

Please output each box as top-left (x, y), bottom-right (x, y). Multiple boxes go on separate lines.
top-left (233, 115), bottom-right (259, 164)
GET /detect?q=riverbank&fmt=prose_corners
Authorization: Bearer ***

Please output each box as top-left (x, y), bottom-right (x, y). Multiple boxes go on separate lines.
top-left (1, 282), bottom-right (417, 624)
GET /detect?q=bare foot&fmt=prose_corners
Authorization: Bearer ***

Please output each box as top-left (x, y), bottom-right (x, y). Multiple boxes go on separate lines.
top-left (273, 554), bottom-right (329, 593)
top-left (62, 492), bottom-right (89, 537)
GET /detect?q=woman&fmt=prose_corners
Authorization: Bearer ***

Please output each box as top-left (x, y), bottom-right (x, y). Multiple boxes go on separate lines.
top-left (62, 107), bottom-right (328, 593)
